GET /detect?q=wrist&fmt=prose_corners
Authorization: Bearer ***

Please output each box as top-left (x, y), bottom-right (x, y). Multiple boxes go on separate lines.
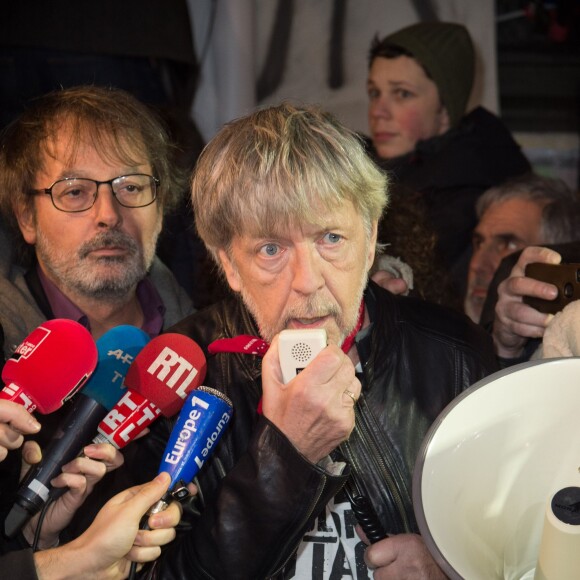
top-left (495, 344), bottom-right (524, 359)
top-left (22, 524), bottom-right (60, 551)
top-left (33, 544), bottom-right (81, 580)
top-left (492, 335), bottom-right (525, 359)
top-left (34, 538), bottom-right (108, 580)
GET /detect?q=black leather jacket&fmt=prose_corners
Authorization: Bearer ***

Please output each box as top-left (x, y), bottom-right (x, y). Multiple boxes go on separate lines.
top-left (117, 283), bottom-right (498, 579)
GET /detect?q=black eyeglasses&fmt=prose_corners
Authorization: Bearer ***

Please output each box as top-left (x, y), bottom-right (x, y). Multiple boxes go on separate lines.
top-left (33, 174), bottom-right (159, 213)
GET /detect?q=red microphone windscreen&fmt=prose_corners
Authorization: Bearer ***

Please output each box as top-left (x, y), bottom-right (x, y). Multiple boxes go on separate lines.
top-left (1, 319), bottom-right (98, 414)
top-left (124, 333), bottom-right (207, 417)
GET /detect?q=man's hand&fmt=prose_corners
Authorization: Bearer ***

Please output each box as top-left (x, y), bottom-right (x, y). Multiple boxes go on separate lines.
top-left (23, 443), bottom-right (124, 549)
top-left (493, 246), bottom-right (561, 358)
top-left (363, 533), bottom-right (447, 579)
top-left (261, 334), bottom-right (361, 463)
top-left (34, 471), bottom-right (182, 580)
top-left (0, 400), bottom-right (41, 461)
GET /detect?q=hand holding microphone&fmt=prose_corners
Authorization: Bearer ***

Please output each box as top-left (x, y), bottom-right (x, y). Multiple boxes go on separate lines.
top-left (0, 400), bottom-right (41, 461)
top-left (273, 330), bottom-right (387, 545)
top-left (5, 325), bottom-right (149, 538)
top-left (262, 329), bottom-right (359, 463)
top-left (30, 472), bottom-right (182, 579)
top-left (22, 441), bottom-right (125, 550)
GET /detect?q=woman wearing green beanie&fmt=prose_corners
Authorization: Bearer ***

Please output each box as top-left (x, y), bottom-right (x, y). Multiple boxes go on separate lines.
top-left (366, 21), bottom-right (531, 296)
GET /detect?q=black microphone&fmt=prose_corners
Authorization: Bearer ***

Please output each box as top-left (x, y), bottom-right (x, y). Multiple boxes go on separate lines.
top-left (4, 326), bottom-right (148, 538)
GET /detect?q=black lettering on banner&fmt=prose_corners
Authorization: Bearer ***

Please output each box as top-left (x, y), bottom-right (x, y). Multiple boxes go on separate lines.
top-left (292, 505), bottom-right (371, 579)
top-left (318, 511), bottom-right (333, 533)
top-left (304, 512), bottom-right (336, 542)
top-left (329, 542), bottom-right (353, 579)
top-left (330, 510), bottom-right (342, 538)
top-left (343, 507), bottom-right (358, 539)
top-left (312, 543), bottom-right (326, 580)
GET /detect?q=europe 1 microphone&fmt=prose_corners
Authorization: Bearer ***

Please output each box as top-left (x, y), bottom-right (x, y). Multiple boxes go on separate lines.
top-left (138, 386), bottom-right (232, 526)
top-left (4, 325), bottom-right (149, 538)
top-left (127, 386), bottom-right (232, 580)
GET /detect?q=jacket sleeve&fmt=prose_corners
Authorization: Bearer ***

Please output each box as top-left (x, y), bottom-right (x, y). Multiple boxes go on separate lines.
top-left (0, 549), bottom-right (39, 580)
top-left (152, 416), bottom-right (349, 580)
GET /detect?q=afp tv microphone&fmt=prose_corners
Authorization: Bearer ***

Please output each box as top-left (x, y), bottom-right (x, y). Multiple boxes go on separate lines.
top-left (1, 319), bottom-right (97, 414)
top-left (4, 325), bottom-right (149, 538)
top-left (94, 333), bottom-right (207, 449)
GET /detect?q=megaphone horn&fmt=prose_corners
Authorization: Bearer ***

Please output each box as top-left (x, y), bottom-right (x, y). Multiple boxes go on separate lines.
top-left (413, 357), bottom-right (580, 580)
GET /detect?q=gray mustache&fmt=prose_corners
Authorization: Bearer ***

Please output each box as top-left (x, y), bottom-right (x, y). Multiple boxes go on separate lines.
top-left (78, 231), bottom-right (138, 259)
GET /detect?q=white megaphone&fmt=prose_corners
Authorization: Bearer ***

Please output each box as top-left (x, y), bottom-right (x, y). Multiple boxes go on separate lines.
top-left (413, 357), bottom-right (580, 580)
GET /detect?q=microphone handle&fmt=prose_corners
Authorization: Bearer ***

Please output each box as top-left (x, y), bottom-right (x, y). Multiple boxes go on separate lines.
top-left (5, 393), bottom-right (108, 537)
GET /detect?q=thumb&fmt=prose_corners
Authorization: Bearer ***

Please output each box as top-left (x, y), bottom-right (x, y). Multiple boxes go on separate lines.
top-left (22, 440), bottom-right (42, 465)
top-left (118, 472), bottom-right (172, 514)
top-left (20, 440), bottom-right (42, 480)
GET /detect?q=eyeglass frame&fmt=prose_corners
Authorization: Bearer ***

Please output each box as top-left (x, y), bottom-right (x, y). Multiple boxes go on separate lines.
top-left (30, 173), bottom-right (160, 213)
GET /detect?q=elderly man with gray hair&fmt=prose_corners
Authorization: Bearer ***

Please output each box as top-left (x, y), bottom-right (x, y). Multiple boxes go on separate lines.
top-left (96, 102), bottom-right (500, 579)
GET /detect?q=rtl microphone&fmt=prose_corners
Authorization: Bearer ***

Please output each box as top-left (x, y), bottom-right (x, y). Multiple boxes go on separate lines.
top-left (4, 325), bottom-right (149, 537)
top-left (150, 386), bottom-right (233, 514)
top-left (93, 333), bottom-right (207, 449)
top-left (1, 319), bottom-right (97, 413)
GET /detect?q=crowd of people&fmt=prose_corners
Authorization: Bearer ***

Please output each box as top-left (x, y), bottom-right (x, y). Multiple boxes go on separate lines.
top-left (0, 16), bottom-right (578, 580)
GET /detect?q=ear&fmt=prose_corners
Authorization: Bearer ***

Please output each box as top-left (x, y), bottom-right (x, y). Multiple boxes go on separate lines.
top-left (366, 220), bottom-right (378, 272)
top-left (438, 106), bottom-right (451, 135)
top-left (15, 202), bottom-right (37, 245)
top-left (218, 249), bottom-right (241, 292)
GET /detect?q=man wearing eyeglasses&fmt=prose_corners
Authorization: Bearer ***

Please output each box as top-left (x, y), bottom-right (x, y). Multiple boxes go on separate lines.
top-left (0, 85), bottom-right (194, 359)
top-left (0, 86), bottom-right (193, 574)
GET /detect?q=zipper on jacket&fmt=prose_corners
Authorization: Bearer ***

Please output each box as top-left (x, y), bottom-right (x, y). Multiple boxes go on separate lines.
top-left (342, 399), bottom-right (412, 534)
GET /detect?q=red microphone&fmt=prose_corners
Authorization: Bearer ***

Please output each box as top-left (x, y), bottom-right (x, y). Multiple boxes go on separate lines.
top-left (94, 333), bottom-right (207, 449)
top-left (0, 319), bottom-right (97, 414)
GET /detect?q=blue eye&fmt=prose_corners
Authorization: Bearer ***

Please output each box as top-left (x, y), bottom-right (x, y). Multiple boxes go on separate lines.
top-left (323, 232), bottom-right (342, 244)
top-left (260, 243), bottom-right (280, 256)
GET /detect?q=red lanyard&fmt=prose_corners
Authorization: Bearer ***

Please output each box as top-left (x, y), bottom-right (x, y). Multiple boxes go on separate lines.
top-left (207, 301), bottom-right (364, 415)
top-left (208, 300), bottom-right (364, 357)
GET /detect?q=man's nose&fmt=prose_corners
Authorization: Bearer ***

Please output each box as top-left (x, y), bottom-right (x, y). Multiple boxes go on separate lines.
top-left (93, 184), bottom-right (123, 228)
top-left (469, 245), bottom-right (497, 280)
top-left (290, 246), bottom-right (325, 295)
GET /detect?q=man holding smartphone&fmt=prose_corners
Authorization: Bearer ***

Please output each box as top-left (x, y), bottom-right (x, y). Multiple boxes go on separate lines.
top-left (492, 241), bottom-right (580, 363)
top-left (464, 173), bottom-right (578, 324)
top-left (96, 103), bottom-right (497, 579)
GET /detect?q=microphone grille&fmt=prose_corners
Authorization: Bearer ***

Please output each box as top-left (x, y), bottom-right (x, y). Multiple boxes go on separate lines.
top-left (197, 386), bottom-right (232, 407)
top-left (291, 342), bottom-right (314, 363)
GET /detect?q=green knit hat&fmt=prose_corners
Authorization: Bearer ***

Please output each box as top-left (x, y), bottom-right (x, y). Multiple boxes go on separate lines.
top-left (380, 22), bottom-right (475, 127)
